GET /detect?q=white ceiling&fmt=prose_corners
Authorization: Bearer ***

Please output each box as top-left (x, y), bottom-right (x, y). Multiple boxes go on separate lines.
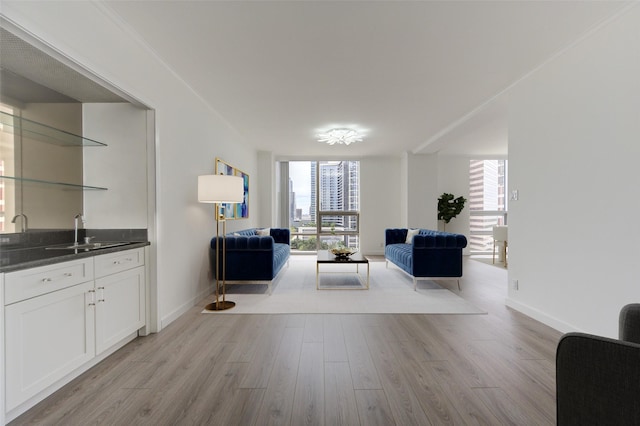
top-left (104, 1), bottom-right (627, 158)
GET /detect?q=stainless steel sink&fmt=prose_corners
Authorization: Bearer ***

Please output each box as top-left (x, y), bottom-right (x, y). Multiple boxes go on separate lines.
top-left (45, 242), bottom-right (132, 251)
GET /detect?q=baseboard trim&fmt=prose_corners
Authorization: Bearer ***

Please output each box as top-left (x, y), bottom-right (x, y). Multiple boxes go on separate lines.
top-left (505, 297), bottom-right (581, 334)
top-left (161, 288), bottom-right (209, 329)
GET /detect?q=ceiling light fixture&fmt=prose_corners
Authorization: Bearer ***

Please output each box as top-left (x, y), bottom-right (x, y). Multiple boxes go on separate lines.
top-left (316, 128), bottom-right (364, 146)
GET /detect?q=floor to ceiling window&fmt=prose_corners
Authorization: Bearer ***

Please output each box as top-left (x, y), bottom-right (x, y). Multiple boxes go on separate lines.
top-left (468, 159), bottom-right (508, 254)
top-left (281, 160), bottom-right (360, 253)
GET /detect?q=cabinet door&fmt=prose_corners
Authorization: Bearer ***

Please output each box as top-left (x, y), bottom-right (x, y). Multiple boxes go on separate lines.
top-left (5, 282), bottom-right (96, 411)
top-left (95, 266), bottom-right (145, 355)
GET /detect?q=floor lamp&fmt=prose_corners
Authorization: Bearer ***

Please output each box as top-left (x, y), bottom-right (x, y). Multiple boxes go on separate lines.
top-left (198, 174), bottom-right (244, 311)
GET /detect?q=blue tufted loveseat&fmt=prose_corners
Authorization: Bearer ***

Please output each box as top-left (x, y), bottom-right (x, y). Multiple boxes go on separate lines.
top-left (210, 228), bottom-right (290, 294)
top-left (385, 228), bottom-right (467, 290)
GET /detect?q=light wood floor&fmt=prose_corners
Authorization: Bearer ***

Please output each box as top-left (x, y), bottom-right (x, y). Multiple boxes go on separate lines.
top-left (11, 257), bottom-right (562, 425)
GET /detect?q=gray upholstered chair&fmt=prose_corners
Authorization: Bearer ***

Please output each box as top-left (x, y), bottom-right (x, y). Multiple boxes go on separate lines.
top-left (556, 304), bottom-right (640, 425)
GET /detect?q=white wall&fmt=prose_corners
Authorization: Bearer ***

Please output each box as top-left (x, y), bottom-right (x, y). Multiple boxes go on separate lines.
top-left (2, 1), bottom-right (258, 329)
top-left (405, 152), bottom-right (439, 230)
top-left (83, 103), bottom-right (148, 229)
top-left (257, 151), bottom-right (275, 228)
top-left (359, 156), bottom-right (403, 255)
top-left (400, 153), bottom-right (408, 227)
top-left (507, 5), bottom-right (640, 338)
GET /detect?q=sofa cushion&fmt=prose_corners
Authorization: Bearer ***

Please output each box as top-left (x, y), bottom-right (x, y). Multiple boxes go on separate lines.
top-left (257, 227), bottom-right (271, 236)
top-left (385, 228), bottom-right (408, 245)
top-left (385, 243), bottom-right (413, 275)
top-left (405, 228), bottom-right (420, 244)
top-left (273, 243), bottom-right (289, 276)
top-left (270, 228), bottom-right (290, 245)
top-left (233, 228), bottom-right (257, 237)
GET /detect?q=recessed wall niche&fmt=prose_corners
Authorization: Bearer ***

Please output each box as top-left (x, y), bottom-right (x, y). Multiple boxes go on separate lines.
top-left (0, 24), bottom-right (134, 233)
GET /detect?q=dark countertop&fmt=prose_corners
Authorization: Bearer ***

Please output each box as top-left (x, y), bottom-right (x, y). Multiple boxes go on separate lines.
top-left (0, 242), bottom-right (150, 273)
top-left (0, 229), bottom-right (149, 273)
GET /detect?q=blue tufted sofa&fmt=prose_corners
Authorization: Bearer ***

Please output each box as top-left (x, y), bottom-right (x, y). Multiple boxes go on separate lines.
top-left (210, 228), bottom-right (290, 294)
top-left (385, 228), bottom-right (467, 290)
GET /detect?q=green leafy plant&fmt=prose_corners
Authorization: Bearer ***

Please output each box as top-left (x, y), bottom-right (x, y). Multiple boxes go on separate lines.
top-left (437, 193), bottom-right (467, 228)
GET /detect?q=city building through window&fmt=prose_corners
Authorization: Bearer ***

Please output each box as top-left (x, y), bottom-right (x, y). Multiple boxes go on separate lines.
top-left (282, 160), bottom-right (360, 253)
top-left (469, 159), bottom-right (508, 254)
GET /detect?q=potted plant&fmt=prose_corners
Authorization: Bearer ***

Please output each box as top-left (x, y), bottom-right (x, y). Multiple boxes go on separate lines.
top-left (437, 193), bottom-right (467, 231)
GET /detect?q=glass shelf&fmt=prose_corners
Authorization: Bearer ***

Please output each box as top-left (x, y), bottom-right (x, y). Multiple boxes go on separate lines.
top-left (0, 175), bottom-right (108, 191)
top-left (0, 111), bottom-right (107, 147)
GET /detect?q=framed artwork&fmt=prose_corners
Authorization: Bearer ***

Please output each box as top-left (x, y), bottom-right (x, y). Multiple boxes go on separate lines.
top-left (215, 158), bottom-right (237, 220)
top-left (235, 169), bottom-right (249, 219)
top-left (215, 157), bottom-right (249, 220)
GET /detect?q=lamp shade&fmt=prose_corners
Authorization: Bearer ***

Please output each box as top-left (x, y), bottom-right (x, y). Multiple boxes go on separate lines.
top-left (198, 175), bottom-right (244, 203)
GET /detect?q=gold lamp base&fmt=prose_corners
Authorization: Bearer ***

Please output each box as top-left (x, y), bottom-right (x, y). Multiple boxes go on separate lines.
top-left (204, 300), bottom-right (236, 311)
top-left (198, 175), bottom-right (243, 314)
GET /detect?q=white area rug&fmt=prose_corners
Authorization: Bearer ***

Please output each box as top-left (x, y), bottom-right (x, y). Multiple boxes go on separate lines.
top-left (203, 256), bottom-right (486, 314)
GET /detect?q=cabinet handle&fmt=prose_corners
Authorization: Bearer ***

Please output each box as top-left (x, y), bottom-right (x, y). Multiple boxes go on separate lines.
top-left (42, 277), bottom-right (52, 282)
top-left (113, 260), bottom-right (121, 265)
top-left (64, 272), bottom-right (73, 277)
top-left (88, 289), bottom-right (96, 306)
top-left (98, 286), bottom-right (105, 302)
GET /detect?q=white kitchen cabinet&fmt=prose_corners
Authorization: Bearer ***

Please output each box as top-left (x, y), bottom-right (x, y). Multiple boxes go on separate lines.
top-left (3, 247), bottom-right (146, 419)
top-left (95, 266), bottom-right (145, 354)
top-left (94, 248), bottom-right (145, 354)
top-left (4, 281), bottom-right (96, 411)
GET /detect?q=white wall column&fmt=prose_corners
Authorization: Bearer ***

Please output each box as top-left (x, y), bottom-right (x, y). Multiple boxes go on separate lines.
top-left (404, 152), bottom-right (438, 230)
top-left (507, 5), bottom-right (640, 338)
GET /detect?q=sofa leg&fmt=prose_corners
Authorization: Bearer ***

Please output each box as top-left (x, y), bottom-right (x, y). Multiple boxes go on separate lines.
top-left (457, 279), bottom-right (461, 291)
top-left (414, 278), bottom-right (417, 291)
top-left (268, 282), bottom-right (272, 295)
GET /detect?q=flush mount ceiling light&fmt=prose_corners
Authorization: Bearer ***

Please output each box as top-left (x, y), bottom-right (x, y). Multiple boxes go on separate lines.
top-left (316, 128), bottom-right (364, 146)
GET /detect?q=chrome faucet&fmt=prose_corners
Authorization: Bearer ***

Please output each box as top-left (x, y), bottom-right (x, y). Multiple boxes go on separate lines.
top-left (74, 213), bottom-right (85, 246)
top-left (11, 214), bottom-right (28, 233)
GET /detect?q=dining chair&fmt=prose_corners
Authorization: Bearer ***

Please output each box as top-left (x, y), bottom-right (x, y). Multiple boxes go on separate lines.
top-left (492, 225), bottom-right (508, 267)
